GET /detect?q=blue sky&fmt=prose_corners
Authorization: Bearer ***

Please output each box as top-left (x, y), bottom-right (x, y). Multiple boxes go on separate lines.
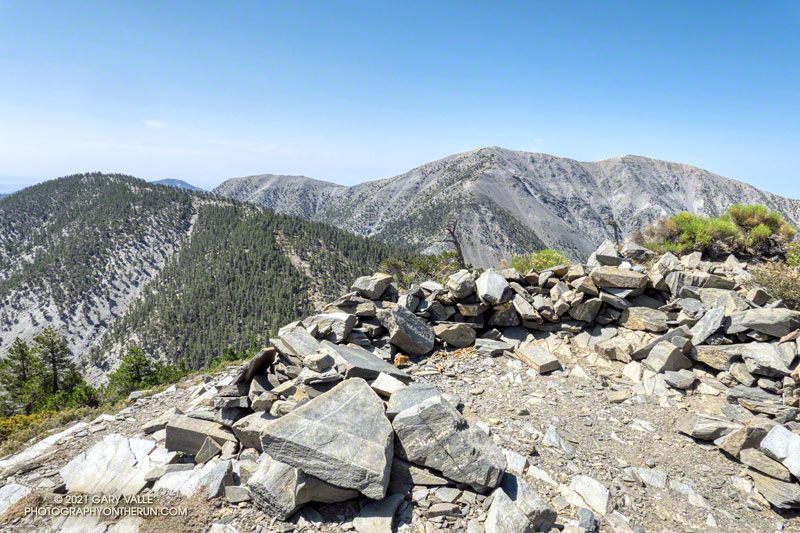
top-left (0, 1), bottom-right (798, 196)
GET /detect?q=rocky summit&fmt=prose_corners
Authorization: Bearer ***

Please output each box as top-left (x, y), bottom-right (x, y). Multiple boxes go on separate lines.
top-left (3, 241), bottom-right (800, 532)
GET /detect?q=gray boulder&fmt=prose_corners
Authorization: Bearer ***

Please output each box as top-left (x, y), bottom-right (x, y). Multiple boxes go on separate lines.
top-left (248, 456), bottom-right (359, 519)
top-left (476, 269), bottom-right (512, 305)
top-left (352, 273), bottom-right (393, 299)
top-left (748, 470), bottom-right (800, 509)
top-left (760, 424), bottom-right (800, 479)
top-left (447, 269), bottom-right (476, 299)
top-left (260, 378), bottom-right (393, 499)
top-left (304, 312), bottom-right (357, 343)
top-left (727, 308), bottom-right (800, 338)
top-left (587, 239), bottom-right (623, 267)
top-left (393, 395), bottom-right (506, 492)
top-left (232, 347), bottom-right (277, 385)
top-left (386, 383), bottom-right (441, 420)
top-left (485, 474), bottom-right (557, 533)
top-left (353, 493), bottom-right (405, 533)
top-left (644, 341), bottom-right (692, 373)
top-left (279, 326), bottom-right (321, 358)
top-left (231, 412), bottom-right (277, 451)
top-left (676, 414), bottom-right (741, 440)
top-left (690, 307), bottom-right (725, 346)
top-left (433, 323), bottom-right (476, 348)
top-left (377, 305), bottom-right (435, 356)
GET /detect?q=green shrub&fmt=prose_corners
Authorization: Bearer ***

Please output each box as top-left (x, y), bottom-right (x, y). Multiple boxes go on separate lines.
top-left (510, 249), bottom-right (570, 273)
top-left (788, 242), bottom-right (800, 268)
top-left (748, 224), bottom-right (773, 246)
top-left (640, 204), bottom-right (795, 257)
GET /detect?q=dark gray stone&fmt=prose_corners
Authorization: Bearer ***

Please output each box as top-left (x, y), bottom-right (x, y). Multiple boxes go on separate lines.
top-left (393, 395), bottom-right (506, 493)
top-left (260, 378), bottom-right (393, 499)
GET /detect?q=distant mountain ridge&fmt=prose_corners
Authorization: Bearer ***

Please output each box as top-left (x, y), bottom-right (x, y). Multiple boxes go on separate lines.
top-left (213, 147), bottom-right (800, 267)
top-left (153, 178), bottom-right (204, 191)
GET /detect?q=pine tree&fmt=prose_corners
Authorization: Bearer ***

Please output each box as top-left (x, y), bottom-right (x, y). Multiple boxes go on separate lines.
top-left (0, 338), bottom-right (43, 414)
top-left (33, 327), bottom-right (75, 395)
top-left (107, 346), bottom-right (156, 395)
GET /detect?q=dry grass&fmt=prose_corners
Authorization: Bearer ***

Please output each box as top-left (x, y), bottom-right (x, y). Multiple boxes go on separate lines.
top-left (751, 262), bottom-right (800, 310)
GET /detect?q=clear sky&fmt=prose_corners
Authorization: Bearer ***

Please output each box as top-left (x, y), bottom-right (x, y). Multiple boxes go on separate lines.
top-left (0, 1), bottom-right (798, 196)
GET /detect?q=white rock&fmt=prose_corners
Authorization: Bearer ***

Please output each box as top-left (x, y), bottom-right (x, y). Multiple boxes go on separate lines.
top-left (0, 483), bottom-right (31, 515)
top-left (760, 424), bottom-right (800, 479)
top-left (370, 372), bottom-right (406, 397)
top-left (569, 475), bottom-right (610, 515)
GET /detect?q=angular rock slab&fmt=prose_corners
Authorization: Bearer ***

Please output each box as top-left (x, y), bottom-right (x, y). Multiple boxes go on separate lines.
top-left (447, 269), bottom-right (476, 299)
top-left (59, 433), bottom-right (167, 496)
top-left (589, 267), bottom-right (647, 289)
top-left (749, 469), bottom-right (800, 509)
top-left (393, 395), bottom-right (506, 493)
top-left (321, 340), bottom-right (410, 381)
top-left (259, 378), bottom-right (393, 499)
top-left (165, 415), bottom-right (237, 455)
top-left (569, 475), bottom-right (610, 516)
top-left (676, 414), bottom-right (741, 441)
top-left (727, 308), bottom-right (800, 338)
top-left (760, 424), bottom-right (800, 479)
top-left (386, 383), bottom-right (440, 420)
top-left (619, 307), bottom-right (668, 332)
top-left (690, 307), bottom-right (725, 346)
top-left (485, 473), bottom-right (557, 533)
top-left (377, 305), bottom-right (435, 356)
top-left (232, 347), bottom-right (277, 385)
top-left (476, 268), bottom-right (512, 304)
top-left (247, 456), bottom-right (358, 519)
top-left (353, 493), bottom-right (405, 533)
top-left (352, 273), bottom-right (393, 299)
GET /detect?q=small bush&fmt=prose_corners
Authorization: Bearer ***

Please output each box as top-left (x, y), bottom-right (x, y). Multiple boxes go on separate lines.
top-left (641, 204), bottom-right (796, 258)
top-left (751, 263), bottom-right (800, 310)
top-left (788, 242), bottom-right (800, 268)
top-left (510, 249), bottom-right (571, 273)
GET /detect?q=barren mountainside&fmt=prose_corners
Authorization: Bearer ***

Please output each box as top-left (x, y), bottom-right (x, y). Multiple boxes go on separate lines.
top-left (214, 147), bottom-right (800, 267)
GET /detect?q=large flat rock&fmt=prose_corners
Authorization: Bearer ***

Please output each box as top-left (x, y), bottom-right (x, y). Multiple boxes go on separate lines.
top-left (259, 378), bottom-right (393, 499)
top-left (321, 340), bottom-right (410, 381)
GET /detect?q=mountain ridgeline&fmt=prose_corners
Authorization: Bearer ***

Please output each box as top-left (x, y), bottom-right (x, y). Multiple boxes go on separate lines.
top-left (214, 147), bottom-right (800, 267)
top-left (0, 174), bottom-right (406, 382)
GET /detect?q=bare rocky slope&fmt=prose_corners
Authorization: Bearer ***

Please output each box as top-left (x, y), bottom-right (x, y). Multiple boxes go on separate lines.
top-left (3, 244), bottom-right (800, 532)
top-left (214, 147), bottom-right (800, 267)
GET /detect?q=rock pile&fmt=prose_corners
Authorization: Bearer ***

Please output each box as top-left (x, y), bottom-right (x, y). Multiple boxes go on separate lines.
top-left (15, 239), bottom-right (800, 531)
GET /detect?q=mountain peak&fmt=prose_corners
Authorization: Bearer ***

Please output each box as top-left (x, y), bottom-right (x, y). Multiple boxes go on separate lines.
top-left (214, 148), bottom-right (800, 267)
